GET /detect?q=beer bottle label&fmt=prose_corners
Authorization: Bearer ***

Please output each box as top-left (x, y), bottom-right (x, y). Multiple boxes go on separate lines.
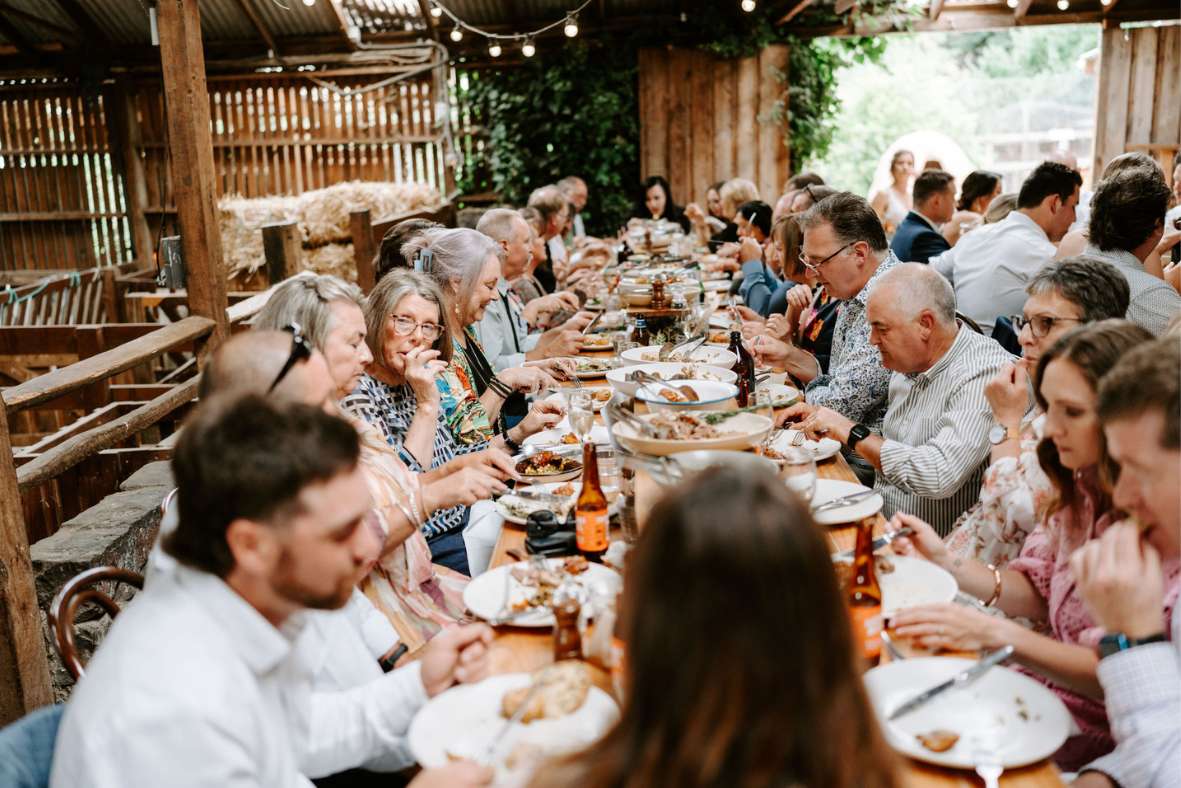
top-left (576, 510), bottom-right (609, 552)
top-left (849, 606), bottom-right (882, 660)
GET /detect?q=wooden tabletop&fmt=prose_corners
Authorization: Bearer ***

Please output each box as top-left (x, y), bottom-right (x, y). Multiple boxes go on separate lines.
top-left (479, 346), bottom-right (1063, 786)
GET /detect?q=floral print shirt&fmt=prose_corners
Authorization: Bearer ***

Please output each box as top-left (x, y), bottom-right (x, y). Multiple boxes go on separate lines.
top-left (436, 329), bottom-right (498, 447)
top-left (803, 251), bottom-right (899, 432)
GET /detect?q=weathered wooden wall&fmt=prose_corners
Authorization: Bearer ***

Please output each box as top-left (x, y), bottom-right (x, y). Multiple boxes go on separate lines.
top-left (637, 45), bottom-right (791, 211)
top-left (1093, 24), bottom-right (1181, 177)
top-left (0, 71), bottom-right (452, 273)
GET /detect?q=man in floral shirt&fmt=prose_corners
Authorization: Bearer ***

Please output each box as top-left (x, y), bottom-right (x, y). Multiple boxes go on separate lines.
top-left (751, 192), bottom-right (897, 433)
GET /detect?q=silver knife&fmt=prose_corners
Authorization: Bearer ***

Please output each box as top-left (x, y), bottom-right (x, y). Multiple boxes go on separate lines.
top-left (811, 488), bottom-right (879, 514)
top-left (887, 645), bottom-right (1015, 721)
top-left (480, 667), bottom-right (553, 764)
top-left (832, 526), bottom-right (913, 561)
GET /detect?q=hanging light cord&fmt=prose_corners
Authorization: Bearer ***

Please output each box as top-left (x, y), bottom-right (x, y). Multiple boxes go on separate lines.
top-left (431, 0), bottom-right (591, 41)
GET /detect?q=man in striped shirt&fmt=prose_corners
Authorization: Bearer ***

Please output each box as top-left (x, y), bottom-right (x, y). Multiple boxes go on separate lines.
top-left (788, 263), bottom-right (1014, 535)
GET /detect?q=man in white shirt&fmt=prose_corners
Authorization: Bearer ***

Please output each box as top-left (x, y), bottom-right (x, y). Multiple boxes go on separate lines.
top-left (932, 161), bottom-right (1081, 335)
top-left (52, 396), bottom-right (492, 788)
top-left (475, 208), bottom-right (590, 371)
top-left (1071, 338), bottom-right (1181, 788)
top-left (786, 263), bottom-right (1014, 534)
top-left (558, 175), bottom-right (588, 239)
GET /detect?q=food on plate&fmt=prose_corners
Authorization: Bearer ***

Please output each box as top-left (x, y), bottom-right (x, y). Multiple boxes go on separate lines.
top-left (500, 661), bottom-right (592, 723)
top-left (560, 432), bottom-right (580, 445)
top-left (580, 335), bottom-right (612, 350)
top-left (590, 388), bottom-right (612, 403)
top-left (643, 412), bottom-right (734, 441)
top-left (708, 330), bottom-right (730, 344)
top-left (507, 556), bottom-right (592, 612)
top-left (624, 366), bottom-right (721, 384)
top-left (575, 358), bottom-right (614, 374)
top-left (648, 385), bottom-right (700, 403)
top-left (915, 729), bottom-right (960, 753)
top-left (517, 451), bottom-right (581, 477)
top-left (553, 483), bottom-right (576, 496)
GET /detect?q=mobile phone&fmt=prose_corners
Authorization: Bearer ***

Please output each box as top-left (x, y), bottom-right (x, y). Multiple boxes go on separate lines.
top-left (1173, 217), bottom-right (1181, 264)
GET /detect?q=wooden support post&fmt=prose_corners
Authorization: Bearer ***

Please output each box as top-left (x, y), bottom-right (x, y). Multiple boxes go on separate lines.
top-left (0, 396), bottom-right (53, 724)
top-left (157, 0), bottom-right (229, 353)
top-left (262, 222), bottom-right (303, 285)
top-left (350, 209), bottom-right (377, 294)
top-left (99, 266), bottom-right (121, 323)
top-left (107, 81), bottom-right (154, 269)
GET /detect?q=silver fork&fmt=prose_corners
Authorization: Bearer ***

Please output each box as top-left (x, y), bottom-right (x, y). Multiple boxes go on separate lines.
top-left (970, 735), bottom-right (1004, 788)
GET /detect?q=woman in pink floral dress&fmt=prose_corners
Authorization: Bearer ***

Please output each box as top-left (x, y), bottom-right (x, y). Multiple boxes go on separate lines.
top-left (892, 322), bottom-right (1179, 771)
top-left (944, 258), bottom-right (1132, 567)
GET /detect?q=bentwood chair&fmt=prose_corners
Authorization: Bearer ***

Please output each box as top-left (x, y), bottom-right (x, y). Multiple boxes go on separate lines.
top-left (48, 566), bottom-right (143, 681)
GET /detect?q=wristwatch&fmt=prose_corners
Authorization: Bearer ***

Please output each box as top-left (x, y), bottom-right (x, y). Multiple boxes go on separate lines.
top-left (847, 423), bottom-right (872, 452)
top-left (1098, 632), bottom-right (1167, 659)
top-left (989, 423), bottom-right (1020, 446)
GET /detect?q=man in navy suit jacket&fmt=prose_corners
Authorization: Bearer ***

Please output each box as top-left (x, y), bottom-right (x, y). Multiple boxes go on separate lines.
top-left (891, 170), bottom-right (955, 264)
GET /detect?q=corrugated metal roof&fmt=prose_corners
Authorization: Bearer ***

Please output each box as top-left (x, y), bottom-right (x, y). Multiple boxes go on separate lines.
top-left (1, 0), bottom-right (81, 45)
top-left (74, 0), bottom-right (149, 46)
top-left (256, 0), bottom-right (355, 38)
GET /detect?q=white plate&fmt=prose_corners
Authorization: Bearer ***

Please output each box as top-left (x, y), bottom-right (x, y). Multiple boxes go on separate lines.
top-left (832, 555), bottom-right (957, 615)
top-left (524, 424), bottom-right (611, 449)
top-left (809, 478), bottom-right (884, 525)
top-left (577, 336), bottom-right (614, 352)
top-left (611, 411), bottom-right (773, 456)
top-left (767, 430), bottom-right (841, 462)
top-left (709, 313), bottom-right (735, 329)
top-left (513, 451), bottom-right (583, 483)
top-left (755, 382), bottom-right (800, 408)
top-left (704, 279), bottom-right (732, 292)
top-left (543, 388), bottom-right (612, 412)
top-left (620, 344), bottom-right (737, 368)
top-left (863, 658), bottom-right (1071, 770)
top-left (408, 672), bottom-right (619, 783)
top-left (559, 357), bottom-right (617, 379)
top-left (464, 558), bottom-right (621, 627)
top-left (494, 481), bottom-right (621, 526)
top-left (605, 362), bottom-right (737, 397)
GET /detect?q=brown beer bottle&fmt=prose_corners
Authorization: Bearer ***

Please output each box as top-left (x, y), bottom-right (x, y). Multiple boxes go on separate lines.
top-left (729, 330), bottom-right (756, 407)
top-left (575, 441), bottom-right (609, 562)
top-left (848, 518), bottom-right (883, 666)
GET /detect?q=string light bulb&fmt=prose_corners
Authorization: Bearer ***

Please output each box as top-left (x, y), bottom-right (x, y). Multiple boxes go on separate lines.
top-left (488, 40), bottom-right (502, 57)
top-left (1006, 0), bottom-right (1017, 6)
top-left (449, 26), bottom-right (463, 42)
top-left (521, 36), bottom-right (536, 57)
top-left (564, 12), bottom-right (579, 37)
top-left (1056, 0), bottom-right (1068, 9)
top-left (429, 3), bottom-right (443, 17)
top-left (741, 0), bottom-right (756, 11)
top-left (1099, 0), bottom-right (1111, 5)
top-left (302, 0), bottom-right (316, 6)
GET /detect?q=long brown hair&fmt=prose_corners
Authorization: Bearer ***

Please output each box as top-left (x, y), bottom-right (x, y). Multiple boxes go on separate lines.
top-left (530, 467), bottom-right (898, 788)
top-left (1033, 320), bottom-right (1152, 527)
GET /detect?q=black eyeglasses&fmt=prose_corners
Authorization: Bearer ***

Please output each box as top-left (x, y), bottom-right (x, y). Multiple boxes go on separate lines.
top-left (799, 241), bottom-right (855, 273)
top-left (1009, 314), bottom-right (1082, 339)
top-left (267, 322), bottom-right (313, 393)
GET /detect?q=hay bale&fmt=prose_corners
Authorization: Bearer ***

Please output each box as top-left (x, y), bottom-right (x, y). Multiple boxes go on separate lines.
top-left (217, 194), bottom-right (300, 278)
top-left (303, 243), bottom-right (357, 283)
top-left (298, 181), bottom-right (441, 247)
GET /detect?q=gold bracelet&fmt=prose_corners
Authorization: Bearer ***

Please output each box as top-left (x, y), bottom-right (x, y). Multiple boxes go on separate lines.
top-left (984, 564), bottom-right (1003, 608)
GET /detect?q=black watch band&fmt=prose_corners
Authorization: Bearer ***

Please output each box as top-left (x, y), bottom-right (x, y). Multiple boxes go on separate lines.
top-left (847, 423), bottom-right (871, 452)
top-left (1098, 632), bottom-right (1167, 659)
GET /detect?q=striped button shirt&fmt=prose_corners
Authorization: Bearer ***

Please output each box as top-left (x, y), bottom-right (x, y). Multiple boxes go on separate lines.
top-left (876, 325), bottom-right (1015, 536)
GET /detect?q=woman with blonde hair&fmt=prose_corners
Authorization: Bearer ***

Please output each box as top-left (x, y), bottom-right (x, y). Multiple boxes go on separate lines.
top-left (870, 148), bottom-right (914, 234)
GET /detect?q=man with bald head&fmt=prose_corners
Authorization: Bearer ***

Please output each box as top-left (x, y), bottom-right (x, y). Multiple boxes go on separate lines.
top-left (197, 327), bottom-right (335, 408)
top-left (785, 263), bottom-right (1015, 534)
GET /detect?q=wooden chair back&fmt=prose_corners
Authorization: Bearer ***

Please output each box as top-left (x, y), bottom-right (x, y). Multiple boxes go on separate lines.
top-left (48, 566), bottom-right (144, 681)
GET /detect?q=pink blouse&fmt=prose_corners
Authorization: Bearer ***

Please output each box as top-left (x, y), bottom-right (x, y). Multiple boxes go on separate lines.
top-left (1008, 466), bottom-right (1181, 771)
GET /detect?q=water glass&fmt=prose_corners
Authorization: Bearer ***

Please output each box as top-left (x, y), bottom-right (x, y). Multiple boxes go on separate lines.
top-left (780, 446), bottom-right (817, 504)
top-left (567, 391), bottom-right (595, 442)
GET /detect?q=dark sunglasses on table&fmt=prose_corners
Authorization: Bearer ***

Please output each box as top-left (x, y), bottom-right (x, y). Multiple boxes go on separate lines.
top-left (389, 315), bottom-right (444, 342)
top-left (267, 322), bottom-right (313, 393)
top-left (799, 241), bottom-right (855, 273)
top-left (1009, 314), bottom-right (1082, 339)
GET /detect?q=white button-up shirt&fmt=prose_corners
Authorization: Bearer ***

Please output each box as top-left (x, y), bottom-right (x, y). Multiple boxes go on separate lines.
top-left (475, 277), bottom-right (541, 371)
top-left (931, 211), bottom-right (1056, 335)
top-left (51, 565), bottom-right (428, 787)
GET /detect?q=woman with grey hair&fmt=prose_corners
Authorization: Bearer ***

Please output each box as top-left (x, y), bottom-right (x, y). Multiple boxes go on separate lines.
top-left (402, 227), bottom-right (565, 450)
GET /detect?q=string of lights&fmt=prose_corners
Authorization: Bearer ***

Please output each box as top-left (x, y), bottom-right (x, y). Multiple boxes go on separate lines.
top-left (427, 0), bottom-right (592, 57)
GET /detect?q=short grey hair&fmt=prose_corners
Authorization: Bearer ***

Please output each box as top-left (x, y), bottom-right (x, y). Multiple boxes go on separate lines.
top-left (253, 274), bottom-right (365, 352)
top-left (476, 208), bottom-right (525, 244)
top-left (364, 269), bottom-right (453, 366)
top-left (400, 227), bottom-right (503, 314)
top-left (527, 185), bottom-right (566, 224)
top-left (798, 192), bottom-right (888, 252)
top-left (874, 263), bottom-right (956, 326)
top-left (557, 176), bottom-right (586, 194)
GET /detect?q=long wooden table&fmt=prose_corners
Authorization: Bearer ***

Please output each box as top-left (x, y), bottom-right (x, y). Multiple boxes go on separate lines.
top-left (480, 350), bottom-right (1063, 787)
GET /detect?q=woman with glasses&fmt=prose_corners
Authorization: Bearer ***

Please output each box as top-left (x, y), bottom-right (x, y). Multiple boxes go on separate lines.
top-left (891, 320), bottom-right (1176, 772)
top-left (256, 275), bottom-right (492, 640)
top-left (934, 257), bottom-right (1131, 569)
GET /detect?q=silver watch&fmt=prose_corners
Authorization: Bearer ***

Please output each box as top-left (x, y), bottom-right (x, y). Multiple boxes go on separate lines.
top-left (988, 423), bottom-right (1019, 445)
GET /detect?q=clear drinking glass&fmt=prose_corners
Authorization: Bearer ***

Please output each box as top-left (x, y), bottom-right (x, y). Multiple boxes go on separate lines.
top-left (780, 445), bottom-right (817, 504)
top-left (567, 391), bottom-right (595, 442)
top-left (596, 446), bottom-right (620, 503)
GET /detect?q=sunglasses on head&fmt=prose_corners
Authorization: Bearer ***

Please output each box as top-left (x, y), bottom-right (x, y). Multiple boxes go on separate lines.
top-left (267, 322), bottom-right (313, 393)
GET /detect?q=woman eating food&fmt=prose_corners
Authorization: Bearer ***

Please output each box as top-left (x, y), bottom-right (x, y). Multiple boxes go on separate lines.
top-left (889, 320), bottom-right (1179, 771)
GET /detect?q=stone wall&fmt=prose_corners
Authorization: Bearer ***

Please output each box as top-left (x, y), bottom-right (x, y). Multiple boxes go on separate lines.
top-left (30, 461), bottom-right (173, 700)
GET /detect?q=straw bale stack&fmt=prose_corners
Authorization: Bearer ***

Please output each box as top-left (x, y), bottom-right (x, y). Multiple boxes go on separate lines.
top-left (217, 181), bottom-right (441, 281)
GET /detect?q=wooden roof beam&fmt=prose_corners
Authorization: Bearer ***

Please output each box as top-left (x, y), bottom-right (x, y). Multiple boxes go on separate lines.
top-left (0, 3), bottom-right (78, 41)
top-left (322, 0), bottom-right (358, 49)
top-left (416, 0), bottom-right (440, 42)
top-left (778, 0), bottom-right (816, 25)
top-left (1102, 0), bottom-right (1123, 13)
top-left (1014, 0), bottom-right (1034, 20)
top-left (50, 0), bottom-right (109, 46)
top-left (0, 11), bottom-right (43, 58)
top-left (929, 0), bottom-right (946, 21)
top-left (230, 0), bottom-right (280, 55)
